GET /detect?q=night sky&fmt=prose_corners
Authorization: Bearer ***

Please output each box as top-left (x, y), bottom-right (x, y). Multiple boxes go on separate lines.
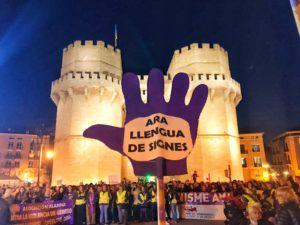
top-left (0, 0), bottom-right (299, 142)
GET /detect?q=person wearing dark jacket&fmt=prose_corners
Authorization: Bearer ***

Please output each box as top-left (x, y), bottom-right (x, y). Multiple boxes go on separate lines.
top-left (29, 186), bottom-right (44, 203)
top-left (239, 203), bottom-right (273, 225)
top-left (14, 186), bottom-right (29, 204)
top-left (275, 186), bottom-right (300, 225)
top-left (74, 185), bottom-right (87, 225)
top-left (0, 196), bottom-right (10, 225)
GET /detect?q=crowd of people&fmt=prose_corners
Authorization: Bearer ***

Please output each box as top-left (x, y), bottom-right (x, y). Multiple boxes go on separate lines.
top-left (0, 175), bottom-right (300, 225)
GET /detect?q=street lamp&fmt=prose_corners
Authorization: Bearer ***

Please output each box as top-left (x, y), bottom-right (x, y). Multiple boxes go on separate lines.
top-left (46, 151), bottom-right (54, 159)
top-left (263, 164), bottom-right (270, 169)
top-left (37, 141), bottom-right (54, 186)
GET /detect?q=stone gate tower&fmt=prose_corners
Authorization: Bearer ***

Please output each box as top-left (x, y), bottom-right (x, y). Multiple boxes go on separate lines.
top-left (51, 40), bottom-right (243, 185)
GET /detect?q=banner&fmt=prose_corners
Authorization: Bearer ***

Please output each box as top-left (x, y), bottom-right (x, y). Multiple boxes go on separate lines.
top-left (10, 200), bottom-right (73, 225)
top-left (179, 192), bottom-right (230, 220)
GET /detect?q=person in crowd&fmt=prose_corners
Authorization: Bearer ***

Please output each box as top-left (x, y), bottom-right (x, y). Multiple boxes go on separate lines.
top-left (275, 186), bottom-right (300, 225)
top-left (99, 184), bottom-right (110, 225)
top-left (63, 185), bottom-right (75, 203)
top-left (131, 185), bottom-right (140, 222)
top-left (239, 203), bottom-right (273, 225)
top-left (74, 185), bottom-right (86, 225)
top-left (86, 186), bottom-right (96, 225)
top-left (192, 171), bottom-right (198, 183)
top-left (109, 185), bottom-right (117, 223)
top-left (149, 185), bottom-right (157, 221)
top-left (138, 186), bottom-right (149, 222)
top-left (14, 186), bottom-right (29, 204)
top-left (56, 186), bottom-right (65, 200)
top-left (30, 185), bottom-right (44, 203)
top-left (51, 186), bottom-right (60, 200)
top-left (2, 188), bottom-right (14, 205)
top-left (0, 194), bottom-right (10, 225)
top-left (223, 189), bottom-right (246, 225)
top-left (43, 187), bottom-right (52, 202)
top-left (116, 185), bottom-right (129, 224)
top-left (167, 185), bottom-right (180, 223)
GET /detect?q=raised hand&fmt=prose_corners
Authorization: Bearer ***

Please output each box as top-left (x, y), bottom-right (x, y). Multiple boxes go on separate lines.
top-left (83, 68), bottom-right (208, 176)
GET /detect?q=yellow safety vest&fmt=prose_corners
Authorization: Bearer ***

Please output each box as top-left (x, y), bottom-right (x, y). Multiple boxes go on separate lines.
top-left (99, 191), bottom-right (109, 204)
top-left (151, 190), bottom-right (157, 203)
top-left (243, 194), bottom-right (255, 205)
top-left (138, 193), bottom-right (147, 204)
top-left (116, 191), bottom-right (127, 204)
top-left (75, 192), bottom-right (86, 205)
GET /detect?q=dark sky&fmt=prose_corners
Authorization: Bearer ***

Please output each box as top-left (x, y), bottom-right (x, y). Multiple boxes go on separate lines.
top-left (0, 0), bottom-right (299, 142)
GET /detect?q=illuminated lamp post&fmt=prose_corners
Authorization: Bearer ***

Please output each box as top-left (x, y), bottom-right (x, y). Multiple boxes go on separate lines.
top-left (37, 143), bottom-right (54, 186)
top-left (283, 170), bottom-right (289, 176)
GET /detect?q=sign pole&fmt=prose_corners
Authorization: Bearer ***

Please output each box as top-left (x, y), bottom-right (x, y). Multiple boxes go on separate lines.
top-left (156, 158), bottom-right (166, 225)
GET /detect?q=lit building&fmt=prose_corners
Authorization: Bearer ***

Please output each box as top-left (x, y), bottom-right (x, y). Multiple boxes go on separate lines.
top-left (0, 133), bottom-right (51, 183)
top-left (239, 133), bottom-right (269, 181)
top-left (269, 130), bottom-right (300, 176)
top-left (50, 40), bottom-right (244, 185)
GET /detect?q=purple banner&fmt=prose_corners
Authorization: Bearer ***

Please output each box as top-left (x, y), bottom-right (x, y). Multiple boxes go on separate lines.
top-left (10, 200), bottom-right (73, 225)
top-left (179, 192), bottom-right (231, 205)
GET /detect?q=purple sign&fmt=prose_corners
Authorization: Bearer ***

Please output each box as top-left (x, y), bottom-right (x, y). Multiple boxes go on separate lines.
top-left (83, 68), bottom-right (208, 177)
top-left (10, 200), bottom-right (73, 225)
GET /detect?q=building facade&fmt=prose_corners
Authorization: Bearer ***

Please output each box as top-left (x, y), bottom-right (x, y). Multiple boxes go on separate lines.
top-left (239, 133), bottom-right (269, 181)
top-left (269, 131), bottom-right (300, 176)
top-left (0, 133), bottom-right (51, 183)
top-left (51, 40), bottom-right (244, 185)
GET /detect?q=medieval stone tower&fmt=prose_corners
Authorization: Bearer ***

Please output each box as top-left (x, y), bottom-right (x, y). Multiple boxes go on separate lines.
top-left (50, 40), bottom-right (243, 185)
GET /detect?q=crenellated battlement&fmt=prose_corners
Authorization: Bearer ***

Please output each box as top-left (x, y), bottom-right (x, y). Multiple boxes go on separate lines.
top-left (137, 73), bottom-right (240, 89)
top-left (51, 70), bottom-right (122, 105)
top-left (137, 73), bottom-right (241, 105)
top-left (61, 40), bottom-right (122, 78)
top-left (63, 40), bottom-right (121, 54)
top-left (174, 43), bottom-right (226, 55)
top-left (167, 43), bottom-right (231, 79)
